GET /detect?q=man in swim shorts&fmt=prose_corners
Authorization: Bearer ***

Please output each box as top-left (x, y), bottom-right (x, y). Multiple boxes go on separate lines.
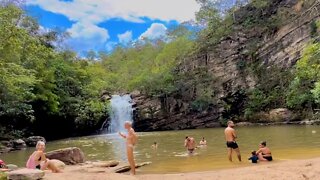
top-left (224, 120), bottom-right (241, 162)
top-left (119, 121), bottom-right (138, 175)
top-left (184, 136), bottom-right (196, 154)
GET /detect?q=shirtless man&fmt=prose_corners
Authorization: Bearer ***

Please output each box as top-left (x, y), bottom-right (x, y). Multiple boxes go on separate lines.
top-left (224, 121), bottom-right (241, 162)
top-left (184, 136), bottom-right (196, 154)
top-left (119, 121), bottom-right (138, 175)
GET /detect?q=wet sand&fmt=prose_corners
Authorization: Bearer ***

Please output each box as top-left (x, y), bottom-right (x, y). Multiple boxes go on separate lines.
top-left (44, 157), bottom-right (320, 180)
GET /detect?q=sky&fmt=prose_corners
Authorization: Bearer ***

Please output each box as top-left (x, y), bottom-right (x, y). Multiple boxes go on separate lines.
top-left (25, 0), bottom-right (201, 55)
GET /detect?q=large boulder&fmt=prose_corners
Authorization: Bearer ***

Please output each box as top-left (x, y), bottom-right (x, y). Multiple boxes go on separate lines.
top-left (11, 139), bottom-right (26, 150)
top-left (25, 136), bottom-right (46, 147)
top-left (46, 147), bottom-right (85, 165)
top-left (269, 108), bottom-right (293, 122)
top-left (6, 168), bottom-right (44, 180)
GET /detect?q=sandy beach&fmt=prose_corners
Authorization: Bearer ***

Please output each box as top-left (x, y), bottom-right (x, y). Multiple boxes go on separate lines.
top-left (44, 157), bottom-right (320, 180)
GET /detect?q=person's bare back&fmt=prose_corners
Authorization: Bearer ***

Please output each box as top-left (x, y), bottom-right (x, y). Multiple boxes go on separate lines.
top-left (224, 127), bottom-right (236, 142)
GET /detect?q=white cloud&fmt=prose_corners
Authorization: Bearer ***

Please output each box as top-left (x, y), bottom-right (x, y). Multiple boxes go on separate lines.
top-left (27, 0), bottom-right (200, 23)
top-left (68, 21), bottom-right (109, 42)
top-left (139, 23), bottom-right (167, 40)
top-left (27, 0), bottom-right (200, 51)
top-left (117, 31), bottom-right (132, 44)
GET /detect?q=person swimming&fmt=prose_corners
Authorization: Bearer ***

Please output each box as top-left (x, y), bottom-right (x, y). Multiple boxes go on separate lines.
top-left (151, 142), bottom-right (158, 149)
top-left (184, 136), bottom-right (196, 154)
top-left (248, 151), bottom-right (259, 163)
top-left (199, 137), bottom-right (207, 146)
top-left (26, 141), bottom-right (61, 173)
top-left (256, 141), bottom-right (273, 161)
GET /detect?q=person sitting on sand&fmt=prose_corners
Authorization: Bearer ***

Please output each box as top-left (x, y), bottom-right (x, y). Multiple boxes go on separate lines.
top-left (184, 136), bottom-right (196, 154)
top-left (256, 141), bottom-right (273, 161)
top-left (151, 142), bottom-right (158, 149)
top-left (26, 141), bottom-right (61, 173)
top-left (119, 121), bottom-right (138, 175)
top-left (248, 151), bottom-right (259, 163)
top-left (199, 137), bottom-right (207, 146)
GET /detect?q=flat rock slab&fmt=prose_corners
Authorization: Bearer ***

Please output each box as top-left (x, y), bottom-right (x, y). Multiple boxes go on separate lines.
top-left (112, 162), bottom-right (152, 173)
top-left (7, 168), bottom-right (45, 180)
top-left (92, 161), bottom-right (119, 168)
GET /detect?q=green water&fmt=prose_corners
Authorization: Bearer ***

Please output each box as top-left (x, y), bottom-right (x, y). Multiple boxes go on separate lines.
top-left (1, 125), bottom-right (320, 173)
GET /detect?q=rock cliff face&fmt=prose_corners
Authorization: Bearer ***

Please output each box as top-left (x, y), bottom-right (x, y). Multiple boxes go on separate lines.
top-left (133, 0), bottom-right (320, 131)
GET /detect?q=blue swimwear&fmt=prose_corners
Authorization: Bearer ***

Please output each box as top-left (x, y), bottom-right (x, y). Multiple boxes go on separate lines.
top-left (248, 155), bottom-right (259, 163)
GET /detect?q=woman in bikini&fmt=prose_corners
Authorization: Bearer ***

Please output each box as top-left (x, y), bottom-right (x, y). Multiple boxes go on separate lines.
top-left (26, 141), bottom-right (61, 172)
top-left (256, 141), bottom-right (273, 161)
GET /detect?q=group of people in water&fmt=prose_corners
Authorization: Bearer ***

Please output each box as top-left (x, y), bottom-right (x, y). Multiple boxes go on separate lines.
top-left (117, 120), bottom-right (273, 175)
top-left (0, 120), bottom-right (273, 176)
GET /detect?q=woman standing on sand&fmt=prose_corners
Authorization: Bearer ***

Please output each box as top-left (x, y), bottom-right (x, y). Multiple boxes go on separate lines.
top-left (26, 141), bottom-right (61, 172)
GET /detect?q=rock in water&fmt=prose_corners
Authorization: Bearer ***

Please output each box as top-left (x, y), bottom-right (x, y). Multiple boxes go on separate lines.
top-left (25, 136), bottom-right (46, 147)
top-left (50, 159), bottom-right (66, 169)
top-left (11, 139), bottom-right (26, 150)
top-left (46, 147), bottom-right (85, 165)
top-left (7, 168), bottom-right (44, 180)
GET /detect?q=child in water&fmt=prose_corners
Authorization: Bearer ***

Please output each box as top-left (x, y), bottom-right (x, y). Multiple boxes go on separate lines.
top-left (248, 151), bottom-right (259, 163)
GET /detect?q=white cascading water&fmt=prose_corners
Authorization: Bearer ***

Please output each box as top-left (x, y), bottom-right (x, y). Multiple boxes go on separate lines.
top-left (107, 94), bottom-right (133, 133)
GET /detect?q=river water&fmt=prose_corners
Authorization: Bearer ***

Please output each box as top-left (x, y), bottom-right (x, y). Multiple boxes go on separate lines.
top-left (1, 125), bottom-right (320, 173)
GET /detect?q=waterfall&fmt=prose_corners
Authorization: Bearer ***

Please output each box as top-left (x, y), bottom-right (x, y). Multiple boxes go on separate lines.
top-left (107, 94), bottom-right (133, 133)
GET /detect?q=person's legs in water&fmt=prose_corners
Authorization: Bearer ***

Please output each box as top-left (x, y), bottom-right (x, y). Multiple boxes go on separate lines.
top-left (234, 148), bottom-right (242, 162)
top-left (227, 148), bottom-right (233, 162)
top-left (127, 145), bottom-right (135, 175)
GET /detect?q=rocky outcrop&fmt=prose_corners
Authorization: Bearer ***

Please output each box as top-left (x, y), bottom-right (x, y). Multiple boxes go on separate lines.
top-left (10, 139), bottom-right (26, 150)
top-left (6, 168), bottom-right (45, 180)
top-left (1, 136), bottom-right (46, 154)
top-left (132, 0), bottom-right (320, 131)
top-left (132, 92), bottom-right (221, 131)
top-left (46, 147), bottom-right (85, 165)
top-left (25, 136), bottom-right (46, 147)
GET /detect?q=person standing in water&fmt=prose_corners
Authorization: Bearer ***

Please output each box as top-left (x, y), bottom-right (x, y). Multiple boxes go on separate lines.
top-left (119, 121), bottom-right (138, 175)
top-left (184, 136), bottom-right (196, 154)
top-left (224, 120), bottom-right (241, 162)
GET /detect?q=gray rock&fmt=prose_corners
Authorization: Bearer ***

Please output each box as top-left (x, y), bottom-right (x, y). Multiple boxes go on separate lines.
top-left (46, 147), bottom-right (85, 165)
top-left (25, 136), bottom-right (46, 147)
top-left (6, 168), bottom-right (44, 180)
top-left (11, 139), bottom-right (26, 150)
